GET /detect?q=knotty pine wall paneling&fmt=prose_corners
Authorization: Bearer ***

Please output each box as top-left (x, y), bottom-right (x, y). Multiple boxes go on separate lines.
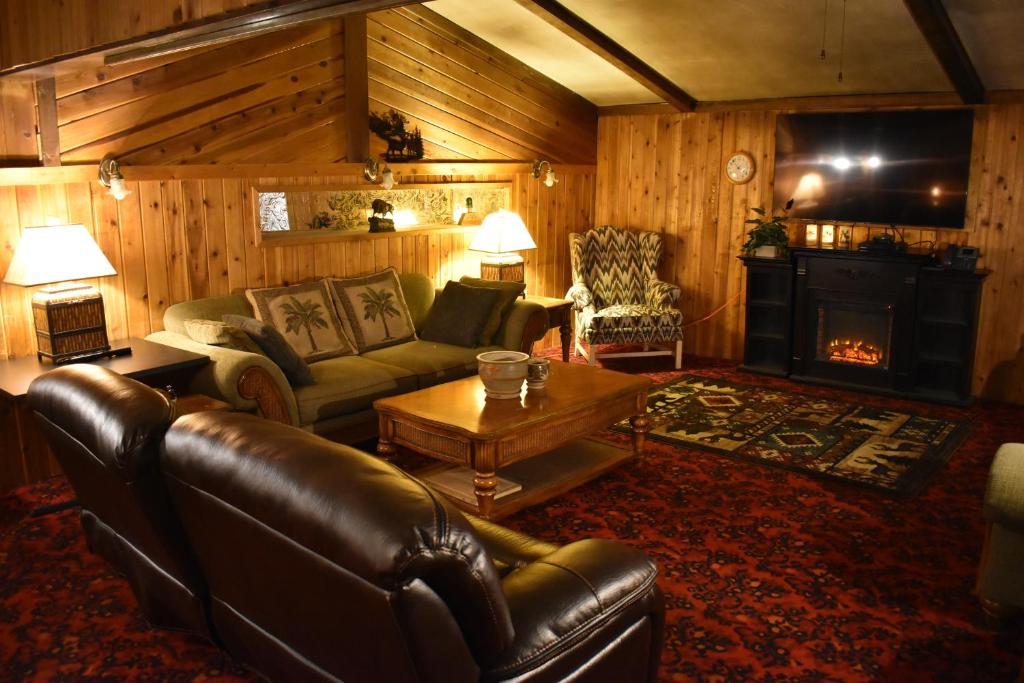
top-left (366, 6), bottom-right (598, 164)
top-left (0, 0), bottom-right (306, 71)
top-left (49, 6), bottom-right (597, 167)
top-left (594, 104), bottom-right (1024, 404)
top-left (0, 165), bottom-right (596, 361)
top-left (55, 22), bottom-right (349, 164)
top-left (0, 79), bottom-right (37, 162)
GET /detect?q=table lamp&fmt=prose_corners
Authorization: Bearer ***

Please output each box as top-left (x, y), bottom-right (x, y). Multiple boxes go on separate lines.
top-left (3, 224), bottom-right (120, 363)
top-left (468, 209), bottom-right (536, 284)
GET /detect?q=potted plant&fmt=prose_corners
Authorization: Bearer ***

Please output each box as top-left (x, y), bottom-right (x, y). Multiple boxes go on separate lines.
top-left (743, 199), bottom-right (792, 258)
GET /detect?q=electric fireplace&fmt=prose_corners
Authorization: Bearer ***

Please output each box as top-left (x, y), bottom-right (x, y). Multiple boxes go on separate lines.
top-left (815, 301), bottom-right (893, 369)
top-left (741, 248), bottom-right (988, 405)
top-left (790, 250), bottom-right (924, 393)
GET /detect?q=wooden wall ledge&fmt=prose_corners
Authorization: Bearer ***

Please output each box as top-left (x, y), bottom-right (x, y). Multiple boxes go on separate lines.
top-left (0, 161), bottom-right (598, 187)
top-left (260, 223), bottom-right (479, 247)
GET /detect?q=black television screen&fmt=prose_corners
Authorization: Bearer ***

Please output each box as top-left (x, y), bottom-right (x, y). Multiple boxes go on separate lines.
top-left (773, 110), bottom-right (974, 228)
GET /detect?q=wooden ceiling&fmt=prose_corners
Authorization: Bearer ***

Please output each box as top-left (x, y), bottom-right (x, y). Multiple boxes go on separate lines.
top-left (426, 0), bottom-right (1024, 106)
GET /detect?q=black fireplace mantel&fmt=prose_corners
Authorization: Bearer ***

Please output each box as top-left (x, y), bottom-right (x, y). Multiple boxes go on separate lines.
top-left (740, 248), bottom-right (988, 405)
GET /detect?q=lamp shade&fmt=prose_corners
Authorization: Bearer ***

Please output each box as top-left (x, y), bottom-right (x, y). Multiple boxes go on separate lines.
top-left (3, 224), bottom-right (117, 287)
top-left (468, 210), bottom-right (536, 254)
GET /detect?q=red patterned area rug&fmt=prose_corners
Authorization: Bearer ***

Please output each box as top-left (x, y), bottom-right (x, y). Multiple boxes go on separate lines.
top-left (1, 351), bottom-right (1022, 681)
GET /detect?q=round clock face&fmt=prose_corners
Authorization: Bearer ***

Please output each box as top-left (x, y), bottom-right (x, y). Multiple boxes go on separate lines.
top-left (726, 152), bottom-right (755, 184)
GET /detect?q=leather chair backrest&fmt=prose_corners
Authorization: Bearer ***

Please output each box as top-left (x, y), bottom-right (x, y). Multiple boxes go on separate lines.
top-left (161, 412), bottom-right (514, 683)
top-left (569, 226), bottom-right (663, 309)
top-left (27, 364), bottom-right (209, 635)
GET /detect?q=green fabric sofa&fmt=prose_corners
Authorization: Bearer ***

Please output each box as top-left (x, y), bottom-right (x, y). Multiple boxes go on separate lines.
top-left (146, 272), bottom-right (548, 438)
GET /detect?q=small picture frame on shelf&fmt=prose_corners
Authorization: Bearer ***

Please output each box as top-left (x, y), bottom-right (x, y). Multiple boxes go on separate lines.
top-left (821, 224), bottom-right (835, 247)
top-left (805, 223), bottom-right (819, 247)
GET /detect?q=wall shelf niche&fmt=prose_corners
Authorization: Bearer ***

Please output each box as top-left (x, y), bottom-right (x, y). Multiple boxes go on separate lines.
top-left (251, 182), bottom-right (510, 247)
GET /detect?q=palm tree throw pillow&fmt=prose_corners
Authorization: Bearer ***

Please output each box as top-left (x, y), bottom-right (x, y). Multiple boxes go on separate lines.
top-left (245, 281), bottom-right (355, 362)
top-left (327, 268), bottom-right (417, 353)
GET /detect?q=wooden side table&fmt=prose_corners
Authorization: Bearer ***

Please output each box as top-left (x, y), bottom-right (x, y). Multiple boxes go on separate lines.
top-left (0, 338), bottom-right (211, 493)
top-left (525, 295), bottom-right (573, 362)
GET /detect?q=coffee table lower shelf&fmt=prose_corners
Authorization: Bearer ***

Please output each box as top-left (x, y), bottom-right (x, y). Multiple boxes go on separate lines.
top-left (417, 438), bottom-right (631, 520)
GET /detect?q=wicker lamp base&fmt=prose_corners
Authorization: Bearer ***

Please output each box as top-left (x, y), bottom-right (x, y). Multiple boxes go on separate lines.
top-left (33, 283), bottom-right (112, 364)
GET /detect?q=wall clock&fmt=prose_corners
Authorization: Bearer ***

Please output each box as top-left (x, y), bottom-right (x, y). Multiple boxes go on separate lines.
top-left (725, 151), bottom-right (755, 184)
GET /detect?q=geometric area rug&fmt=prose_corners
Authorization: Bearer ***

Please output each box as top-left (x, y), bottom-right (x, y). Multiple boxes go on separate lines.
top-left (614, 374), bottom-right (972, 496)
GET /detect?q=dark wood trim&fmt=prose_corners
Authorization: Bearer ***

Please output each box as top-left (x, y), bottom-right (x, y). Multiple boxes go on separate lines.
top-left (902, 0), bottom-right (984, 104)
top-left (599, 103), bottom-right (676, 117)
top-left (33, 78), bottom-right (60, 167)
top-left (0, 0), bottom-right (419, 78)
top-left (342, 15), bottom-right (369, 163)
top-left (695, 92), bottom-right (966, 113)
top-left (0, 161), bottom-right (598, 187)
top-left (512, 0), bottom-right (695, 112)
top-left (986, 89), bottom-right (1024, 104)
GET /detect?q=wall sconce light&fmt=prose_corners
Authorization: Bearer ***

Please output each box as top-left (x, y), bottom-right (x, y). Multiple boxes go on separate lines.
top-left (98, 155), bottom-right (130, 201)
top-left (532, 159), bottom-right (558, 188)
top-left (364, 157), bottom-right (397, 190)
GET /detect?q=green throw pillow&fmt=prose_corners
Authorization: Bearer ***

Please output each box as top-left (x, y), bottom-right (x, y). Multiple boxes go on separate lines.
top-left (459, 276), bottom-right (526, 345)
top-left (420, 282), bottom-right (501, 348)
top-left (183, 319), bottom-right (265, 355)
top-left (222, 314), bottom-right (316, 387)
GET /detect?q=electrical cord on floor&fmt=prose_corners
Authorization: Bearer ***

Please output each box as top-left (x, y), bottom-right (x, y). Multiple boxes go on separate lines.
top-left (681, 290), bottom-right (743, 329)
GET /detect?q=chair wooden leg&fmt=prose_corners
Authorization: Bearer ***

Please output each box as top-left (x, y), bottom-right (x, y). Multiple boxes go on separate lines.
top-left (587, 342), bottom-right (598, 365)
top-left (674, 341), bottom-right (683, 369)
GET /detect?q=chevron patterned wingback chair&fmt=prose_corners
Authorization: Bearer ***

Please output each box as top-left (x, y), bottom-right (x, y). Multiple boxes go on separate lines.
top-left (567, 225), bottom-right (683, 369)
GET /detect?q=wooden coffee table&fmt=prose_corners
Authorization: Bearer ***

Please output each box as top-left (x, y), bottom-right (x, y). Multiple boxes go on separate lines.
top-left (374, 362), bottom-right (651, 519)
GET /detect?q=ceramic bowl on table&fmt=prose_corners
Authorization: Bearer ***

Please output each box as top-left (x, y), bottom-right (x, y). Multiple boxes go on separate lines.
top-left (477, 351), bottom-right (529, 399)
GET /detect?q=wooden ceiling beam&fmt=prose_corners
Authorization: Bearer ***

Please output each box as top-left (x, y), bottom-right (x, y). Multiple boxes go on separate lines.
top-left (512, 0), bottom-right (695, 112)
top-left (902, 0), bottom-right (984, 104)
top-left (103, 0), bottom-right (418, 65)
top-left (0, 0), bottom-right (418, 78)
top-left (33, 78), bottom-right (60, 166)
top-left (342, 15), bottom-right (370, 162)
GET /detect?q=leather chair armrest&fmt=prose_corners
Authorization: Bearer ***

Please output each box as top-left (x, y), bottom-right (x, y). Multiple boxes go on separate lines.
top-left (646, 278), bottom-right (681, 308)
top-left (985, 443), bottom-right (1024, 531)
top-left (146, 331), bottom-right (300, 426)
top-left (467, 516), bottom-right (558, 574)
top-left (486, 539), bottom-right (663, 681)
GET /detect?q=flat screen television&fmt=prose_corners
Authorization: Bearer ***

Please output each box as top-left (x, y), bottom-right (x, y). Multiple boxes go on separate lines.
top-left (773, 110), bottom-right (974, 228)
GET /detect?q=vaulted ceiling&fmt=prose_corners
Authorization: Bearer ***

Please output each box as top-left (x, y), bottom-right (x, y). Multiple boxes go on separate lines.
top-left (426, 0), bottom-right (1024, 106)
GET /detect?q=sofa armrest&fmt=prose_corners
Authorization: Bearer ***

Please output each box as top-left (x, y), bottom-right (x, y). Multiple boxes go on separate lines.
top-left (486, 539), bottom-right (663, 681)
top-left (984, 443), bottom-right (1024, 531)
top-left (496, 300), bottom-right (549, 353)
top-left (646, 278), bottom-right (681, 308)
top-left (146, 331), bottom-right (299, 426)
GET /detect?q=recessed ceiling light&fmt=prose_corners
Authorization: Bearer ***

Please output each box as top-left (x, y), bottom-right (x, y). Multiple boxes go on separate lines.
top-left (832, 157), bottom-right (851, 171)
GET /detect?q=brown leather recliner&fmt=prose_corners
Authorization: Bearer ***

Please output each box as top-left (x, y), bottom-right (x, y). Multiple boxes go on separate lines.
top-left (27, 365), bottom-right (211, 638)
top-left (162, 412), bottom-right (665, 682)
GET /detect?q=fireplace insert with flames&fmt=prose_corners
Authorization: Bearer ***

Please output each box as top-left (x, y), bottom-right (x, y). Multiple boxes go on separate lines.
top-left (815, 301), bottom-right (894, 370)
